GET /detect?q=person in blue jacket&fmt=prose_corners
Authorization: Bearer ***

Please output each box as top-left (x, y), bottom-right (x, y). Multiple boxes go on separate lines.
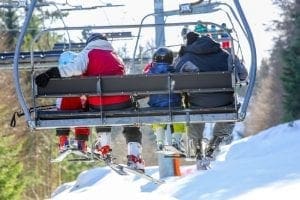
top-left (144, 47), bottom-right (186, 152)
top-left (144, 47), bottom-right (181, 107)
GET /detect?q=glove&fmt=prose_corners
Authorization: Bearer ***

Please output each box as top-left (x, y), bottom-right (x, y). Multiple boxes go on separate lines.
top-left (35, 67), bottom-right (61, 88)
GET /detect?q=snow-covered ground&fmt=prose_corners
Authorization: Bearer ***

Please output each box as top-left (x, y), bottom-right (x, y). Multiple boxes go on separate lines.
top-left (52, 120), bottom-right (300, 200)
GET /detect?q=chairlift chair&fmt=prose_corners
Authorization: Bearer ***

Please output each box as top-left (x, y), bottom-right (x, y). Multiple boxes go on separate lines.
top-left (11, 0), bottom-right (256, 131)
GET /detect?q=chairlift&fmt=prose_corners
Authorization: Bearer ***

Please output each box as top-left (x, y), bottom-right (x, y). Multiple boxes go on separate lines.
top-left (11, 0), bottom-right (256, 131)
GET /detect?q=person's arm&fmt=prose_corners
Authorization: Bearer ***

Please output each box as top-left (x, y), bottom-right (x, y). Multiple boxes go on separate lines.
top-left (58, 49), bottom-right (89, 77)
top-left (228, 55), bottom-right (248, 81)
top-left (234, 57), bottom-right (248, 81)
top-left (35, 49), bottom-right (89, 87)
top-left (35, 67), bottom-right (61, 87)
top-left (175, 59), bottom-right (199, 73)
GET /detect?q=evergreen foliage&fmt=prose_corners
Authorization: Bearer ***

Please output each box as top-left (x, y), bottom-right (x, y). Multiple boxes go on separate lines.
top-left (0, 136), bottom-right (25, 200)
top-left (280, 1), bottom-right (300, 121)
top-left (2, 7), bottom-right (19, 51)
top-left (245, 0), bottom-right (299, 136)
top-left (0, 4), bottom-right (68, 199)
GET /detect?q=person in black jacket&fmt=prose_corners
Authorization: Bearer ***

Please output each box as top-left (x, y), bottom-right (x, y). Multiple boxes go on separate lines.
top-left (175, 31), bottom-right (248, 170)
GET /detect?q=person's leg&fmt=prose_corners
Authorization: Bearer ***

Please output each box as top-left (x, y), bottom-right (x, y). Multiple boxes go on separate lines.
top-left (206, 122), bottom-right (235, 157)
top-left (122, 126), bottom-right (142, 144)
top-left (57, 96), bottom-right (90, 152)
top-left (122, 126), bottom-right (144, 172)
top-left (56, 128), bottom-right (70, 153)
top-left (172, 123), bottom-right (186, 152)
top-left (152, 124), bottom-right (166, 150)
top-left (74, 127), bottom-right (90, 152)
top-left (187, 123), bottom-right (205, 158)
top-left (187, 123), bottom-right (211, 170)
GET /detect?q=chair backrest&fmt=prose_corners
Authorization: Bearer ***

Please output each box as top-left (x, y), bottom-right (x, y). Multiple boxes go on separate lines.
top-left (33, 71), bottom-right (238, 129)
top-left (36, 71), bottom-right (234, 97)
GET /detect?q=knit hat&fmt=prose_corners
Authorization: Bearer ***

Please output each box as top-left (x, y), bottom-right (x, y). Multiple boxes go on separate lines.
top-left (186, 31), bottom-right (199, 45)
top-left (86, 33), bottom-right (107, 45)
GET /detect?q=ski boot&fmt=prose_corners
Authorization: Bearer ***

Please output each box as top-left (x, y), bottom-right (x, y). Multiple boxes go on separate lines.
top-left (205, 133), bottom-right (233, 160)
top-left (73, 133), bottom-right (89, 153)
top-left (196, 154), bottom-right (211, 170)
top-left (94, 132), bottom-right (112, 161)
top-left (77, 140), bottom-right (88, 153)
top-left (194, 139), bottom-right (211, 170)
top-left (58, 135), bottom-right (69, 153)
top-left (155, 126), bottom-right (165, 151)
top-left (127, 142), bottom-right (145, 173)
top-left (172, 132), bottom-right (186, 153)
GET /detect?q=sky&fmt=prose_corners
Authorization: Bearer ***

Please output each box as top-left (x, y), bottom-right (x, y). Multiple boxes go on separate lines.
top-left (52, 0), bottom-right (280, 66)
top-left (51, 120), bottom-right (300, 200)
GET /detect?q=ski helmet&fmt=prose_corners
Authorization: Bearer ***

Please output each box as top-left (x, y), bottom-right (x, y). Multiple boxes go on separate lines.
top-left (152, 47), bottom-right (173, 64)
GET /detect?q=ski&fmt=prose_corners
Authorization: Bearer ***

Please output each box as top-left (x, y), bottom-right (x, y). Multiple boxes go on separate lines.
top-left (51, 149), bottom-right (164, 184)
top-left (107, 163), bottom-right (128, 176)
top-left (118, 164), bottom-right (165, 185)
top-left (67, 158), bottom-right (96, 162)
top-left (51, 149), bottom-right (73, 163)
top-left (51, 149), bottom-right (90, 163)
top-left (157, 145), bottom-right (186, 157)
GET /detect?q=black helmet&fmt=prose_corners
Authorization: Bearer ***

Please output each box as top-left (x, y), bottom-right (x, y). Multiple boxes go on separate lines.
top-left (86, 33), bottom-right (107, 45)
top-left (152, 47), bottom-right (173, 64)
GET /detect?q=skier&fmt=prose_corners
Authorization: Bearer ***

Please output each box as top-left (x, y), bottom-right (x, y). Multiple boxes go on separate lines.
top-left (175, 31), bottom-right (248, 169)
top-left (55, 51), bottom-right (90, 154)
top-left (143, 47), bottom-right (186, 152)
top-left (35, 33), bottom-right (145, 172)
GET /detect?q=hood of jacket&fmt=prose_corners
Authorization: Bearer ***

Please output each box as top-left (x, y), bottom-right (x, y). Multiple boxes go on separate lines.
top-left (85, 39), bottom-right (114, 51)
top-left (185, 36), bottom-right (221, 55)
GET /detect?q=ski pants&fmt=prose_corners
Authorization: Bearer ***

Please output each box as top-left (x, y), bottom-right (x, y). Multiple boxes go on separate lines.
top-left (96, 126), bottom-right (142, 144)
top-left (151, 123), bottom-right (186, 134)
top-left (187, 122), bottom-right (235, 146)
top-left (55, 97), bottom-right (90, 140)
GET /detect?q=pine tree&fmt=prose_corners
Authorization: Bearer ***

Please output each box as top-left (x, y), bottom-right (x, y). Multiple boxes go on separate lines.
top-left (280, 0), bottom-right (300, 122)
top-left (272, 0), bottom-right (300, 122)
top-left (2, 7), bottom-right (19, 51)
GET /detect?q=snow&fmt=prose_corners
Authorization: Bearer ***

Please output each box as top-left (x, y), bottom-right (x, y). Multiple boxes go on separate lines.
top-left (51, 120), bottom-right (300, 200)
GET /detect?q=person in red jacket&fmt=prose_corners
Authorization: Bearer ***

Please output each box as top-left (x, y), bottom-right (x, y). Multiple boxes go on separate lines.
top-left (35, 33), bottom-right (144, 172)
top-left (55, 51), bottom-right (90, 154)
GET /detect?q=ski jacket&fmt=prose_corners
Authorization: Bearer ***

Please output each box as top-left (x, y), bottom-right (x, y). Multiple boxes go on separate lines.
top-left (144, 62), bottom-right (181, 107)
top-left (58, 39), bottom-right (131, 109)
top-left (175, 36), bottom-right (248, 108)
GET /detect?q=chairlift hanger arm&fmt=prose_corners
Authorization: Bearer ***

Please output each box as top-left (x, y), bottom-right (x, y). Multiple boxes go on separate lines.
top-left (13, 0), bottom-right (37, 129)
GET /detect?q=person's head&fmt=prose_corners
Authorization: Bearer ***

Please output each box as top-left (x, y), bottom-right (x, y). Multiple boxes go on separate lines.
top-left (186, 31), bottom-right (199, 45)
top-left (86, 33), bottom-right (108, 45)
top-left (152, 47), bottom-right (173, 64)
